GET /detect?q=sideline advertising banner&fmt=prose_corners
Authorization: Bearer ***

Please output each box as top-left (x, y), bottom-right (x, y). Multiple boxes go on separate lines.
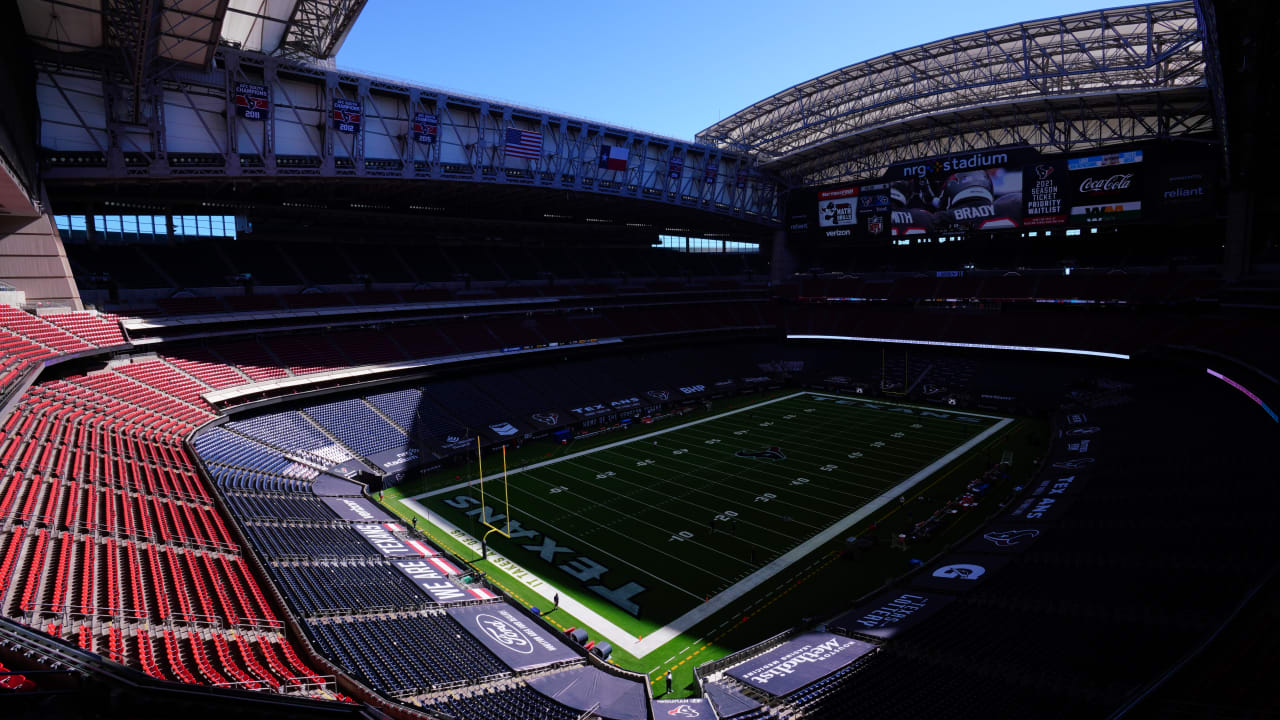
top-left (724, 632), bottom-right (876, 697)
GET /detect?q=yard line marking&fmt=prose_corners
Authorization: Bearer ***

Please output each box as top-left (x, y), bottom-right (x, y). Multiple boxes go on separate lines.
top-left (409, 392), bottom-right (818, 501)
top-left (408, 391), bottom-right (995, 501)
top-left (629, 414), bottom-right (1013, 656)
top-left (497, 463), bottom-right (758, 576)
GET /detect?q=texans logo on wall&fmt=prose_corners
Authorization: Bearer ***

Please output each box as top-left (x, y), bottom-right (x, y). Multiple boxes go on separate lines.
top-left (646, 390), bottom-right (670, 401)
top-left (531, 412), bottom-right (559, 426)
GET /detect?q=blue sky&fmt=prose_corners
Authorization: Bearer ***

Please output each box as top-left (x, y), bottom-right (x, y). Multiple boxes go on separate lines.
top-left (339, 0), bottom-right (1116, 140)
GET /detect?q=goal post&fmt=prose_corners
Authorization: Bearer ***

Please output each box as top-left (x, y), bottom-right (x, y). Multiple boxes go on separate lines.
top-left (478, 438), bottom-right (512, 559)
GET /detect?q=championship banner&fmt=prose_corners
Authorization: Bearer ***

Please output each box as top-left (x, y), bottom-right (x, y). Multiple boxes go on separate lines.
top-left (736, 170), bottom-right (748, 189)
top-left (1022, 159), bottom-right (1068, 226)
top-left (412, 112), bottom-right (438, 144)
top-left (447, 603), bottom-right (581, 671)
top-left (321, 496), bottom-right (394, 523)
top-left (668, 154), bottom-right (684, 180)
top-left (910, 554), bottom-right (1010, 593)
top-left (233, 82), bottom-right (268, 121)
top-left (392, 558), bottom-right (471, 603)
top-left (1068, 150), bottom-right (1143, 224)
top-left (830, 590), bottom-right (954, 640)
top-left (332, 98), bottom-right (362, 134)
top-left (703, 162), bottom-right (717, 184)
top-left (724, 632), bottom-right (876, 698)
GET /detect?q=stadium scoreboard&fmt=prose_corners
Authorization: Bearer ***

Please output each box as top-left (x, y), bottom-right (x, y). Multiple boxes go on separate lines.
top-left (791, 140), bottom-right (1218, 241)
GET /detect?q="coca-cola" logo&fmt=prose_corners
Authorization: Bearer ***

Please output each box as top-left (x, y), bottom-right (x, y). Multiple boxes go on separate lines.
top-left (1078, 174), bottom-right (1134, 193)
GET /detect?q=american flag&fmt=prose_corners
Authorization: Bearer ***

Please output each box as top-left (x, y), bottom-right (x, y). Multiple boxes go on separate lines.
top-left (504, 128), bottom-right (543, 159)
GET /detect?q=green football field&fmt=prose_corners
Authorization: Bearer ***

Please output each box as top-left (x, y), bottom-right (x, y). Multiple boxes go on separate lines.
top-left (397, 391), bottom-right (1010, 663)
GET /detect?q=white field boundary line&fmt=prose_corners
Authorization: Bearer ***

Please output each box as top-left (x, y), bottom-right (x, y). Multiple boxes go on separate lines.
top-left (407, 391), bottom-right (1003, 501)
top-left (629, 415), bottom-right (1013, 655)
top-left (399, 495), bottom-right (644, 649)
top-left (400, 392), bottom-right (1011, 657)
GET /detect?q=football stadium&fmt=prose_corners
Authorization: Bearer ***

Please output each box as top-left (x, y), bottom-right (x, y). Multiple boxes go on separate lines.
top-left (0, 0), bottom-right (1275, 718)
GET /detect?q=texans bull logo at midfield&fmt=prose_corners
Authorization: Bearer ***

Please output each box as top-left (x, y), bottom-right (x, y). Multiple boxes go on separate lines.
top-left (667, 705), bottom-right (701, 717)
top-left (983, 529), bottom-right (1041, 547)
top-left (475, 614), bottom-right (533, 654)
top-left (735, 446), bottom-right (786, 461)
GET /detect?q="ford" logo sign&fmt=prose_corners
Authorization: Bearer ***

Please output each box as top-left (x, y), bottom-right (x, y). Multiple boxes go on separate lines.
top-left (475, 613), bottom-right (533, 654)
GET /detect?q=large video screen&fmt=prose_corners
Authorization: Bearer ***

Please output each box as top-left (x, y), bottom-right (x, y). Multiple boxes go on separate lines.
top-left (792, 141), bottom-right (1214, 241)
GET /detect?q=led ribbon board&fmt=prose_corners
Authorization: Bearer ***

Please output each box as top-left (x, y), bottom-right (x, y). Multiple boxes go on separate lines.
top-left (787, 334), bottom-right (1130, 360)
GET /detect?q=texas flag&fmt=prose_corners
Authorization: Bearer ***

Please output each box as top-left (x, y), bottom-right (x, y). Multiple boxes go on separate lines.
top-left (599, 144), bottom-right (629, 171)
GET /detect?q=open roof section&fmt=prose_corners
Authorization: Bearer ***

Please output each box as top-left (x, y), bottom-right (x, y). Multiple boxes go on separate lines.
top-left (696, 1), bottom-right (1212, 185)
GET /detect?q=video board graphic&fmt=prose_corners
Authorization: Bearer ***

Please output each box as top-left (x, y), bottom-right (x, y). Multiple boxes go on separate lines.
top-left (797, 142), bottom-right (1206, 241)
top-left (1067, 150), bottom-right (1143, 224)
